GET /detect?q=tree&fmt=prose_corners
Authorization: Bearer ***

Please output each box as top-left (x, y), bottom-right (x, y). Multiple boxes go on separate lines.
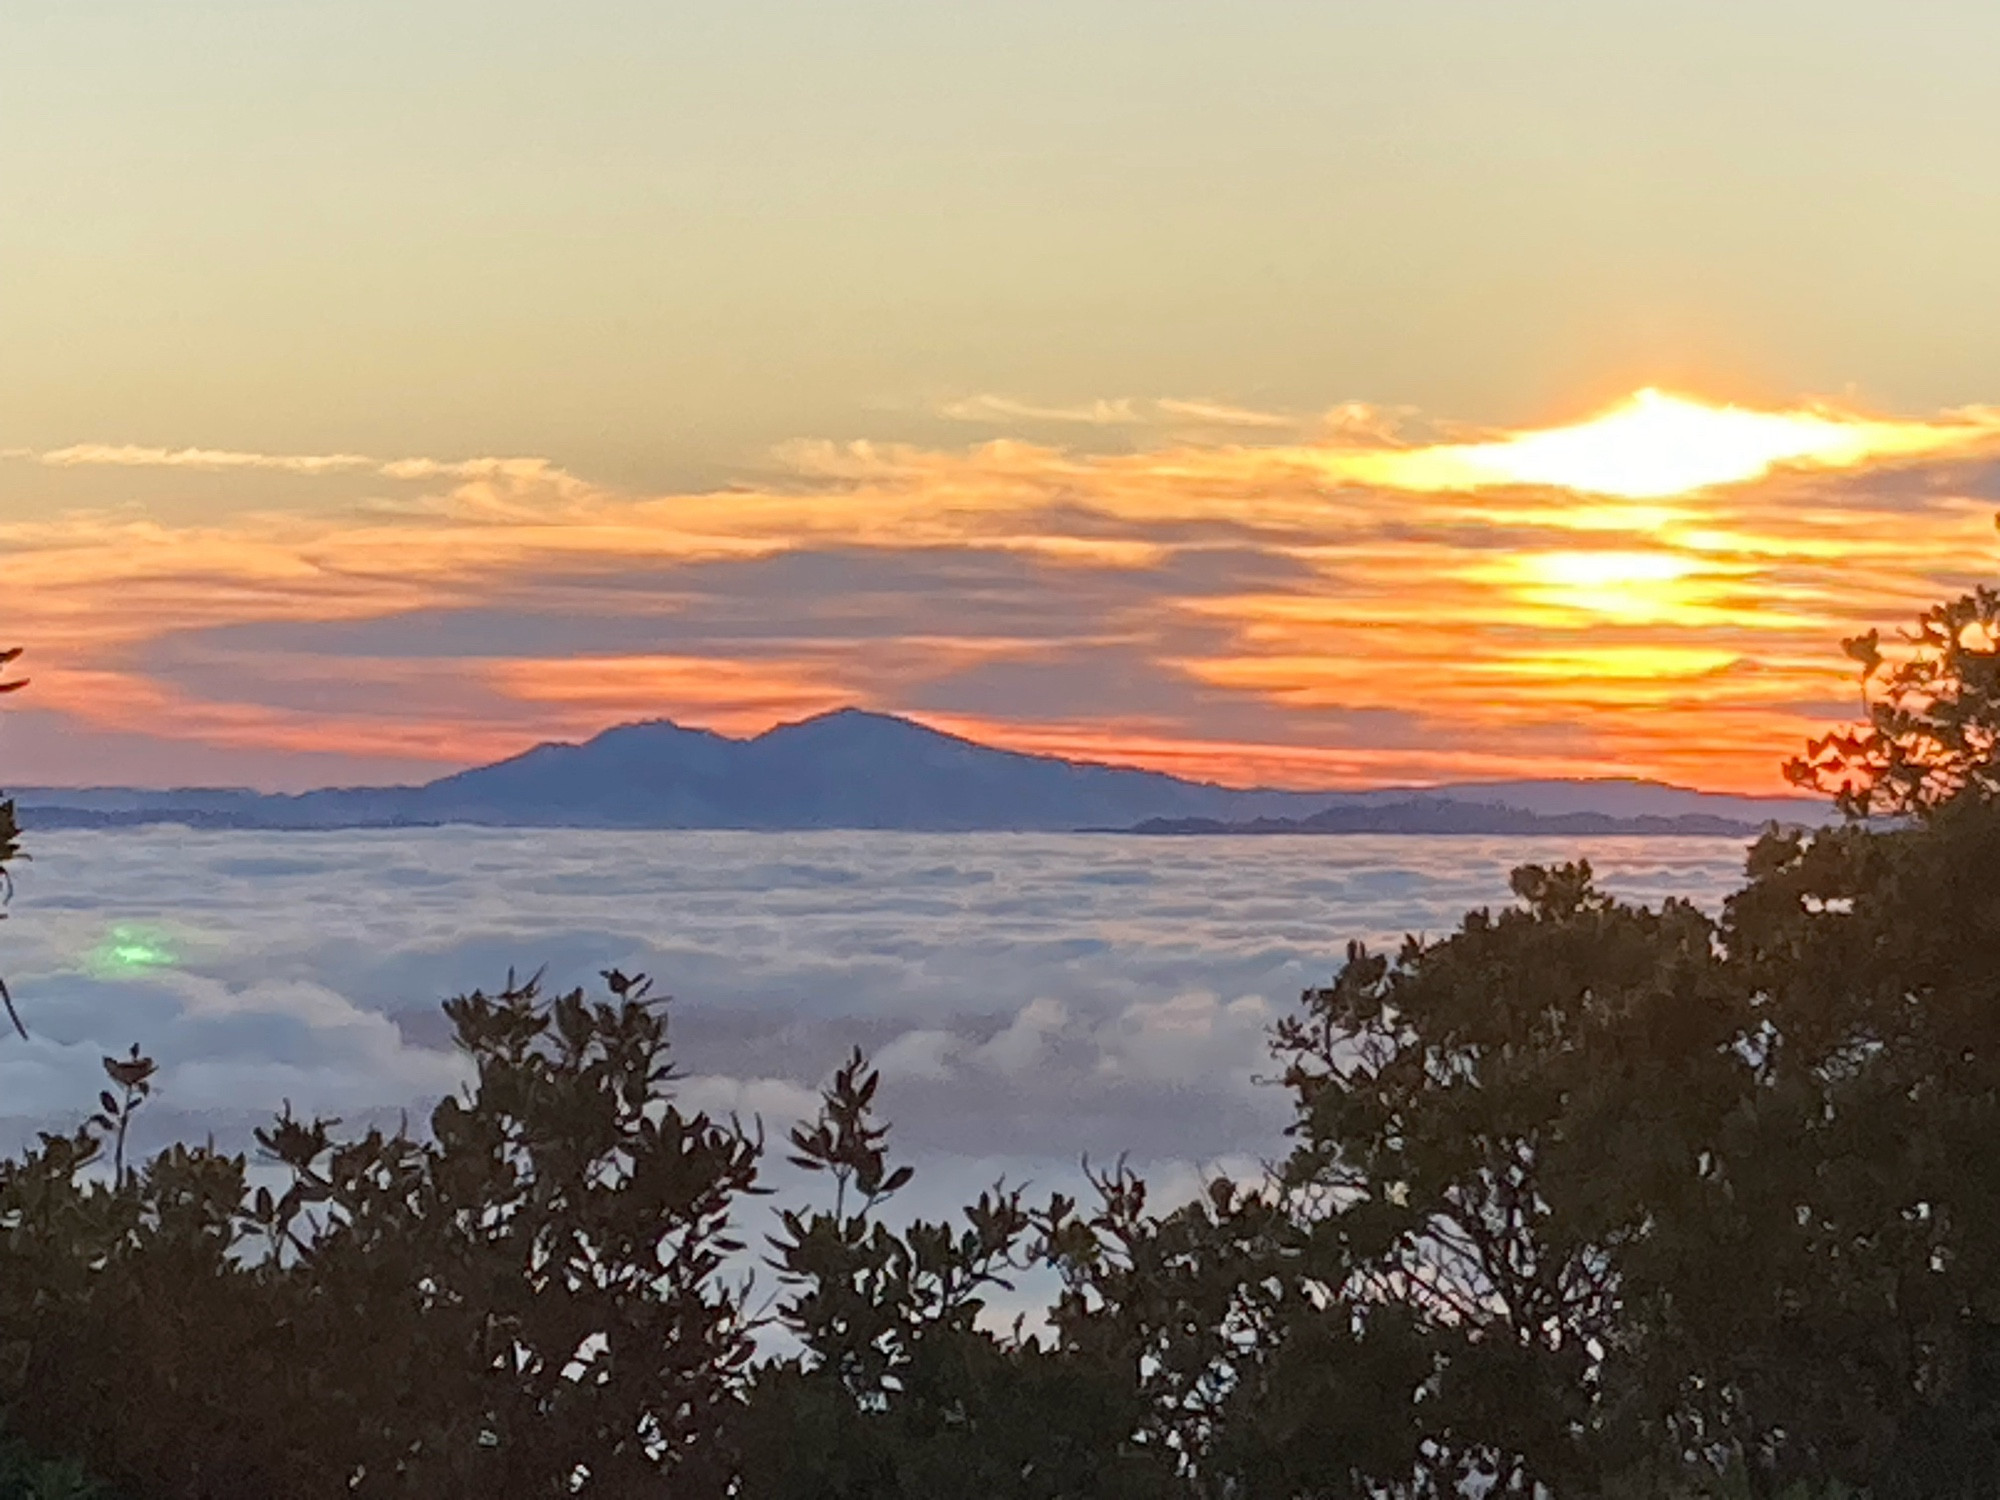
top-left (1788, 584), bottom-right (2000, 816)
top-left (742, 1050), bottom-right (1182, 1499)
top-left (1254, 865), bottom-right (1743, 1496)
top-left (1, 646), bottom-right (27, 1039)
top-left (1039, 1159), bottom-right (1428, 1500)
top-left (246, 969), bottom-right (761, 1499)
top-left (1672, 801), bottom-right (2000, 1496)
top-left (0, 971), bottom-right (761, 1500)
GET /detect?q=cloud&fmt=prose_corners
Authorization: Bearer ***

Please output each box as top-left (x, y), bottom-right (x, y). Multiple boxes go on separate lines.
top-left (0, 825), bottom-right (1751, 1196)
top-left (27, 444), bottom-right (380, 475)
top-left (940, 394), bottom-right (1297, 432)
top-left (1314, 390), bottom-right (2000, 500)
top-left (4, 442), bottom-right (577, 488)
top-left (938, 395), bottom-right (1144, 425)
top-left (1155, 397), bottom-right (1295, 430)
top-left (4, 390), bottom-right (2000, 793)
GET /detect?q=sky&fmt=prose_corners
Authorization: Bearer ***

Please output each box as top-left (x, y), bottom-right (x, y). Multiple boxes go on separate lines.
top-left (6, 1), bottom-right (2000, 793)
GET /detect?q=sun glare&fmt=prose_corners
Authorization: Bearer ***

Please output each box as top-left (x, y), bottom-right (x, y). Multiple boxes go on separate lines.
top-left (1329, 388), bottom-right (1987, 499)
top-left (1463, 548), bottom-right (1718, 624)
top-left (1519, 549), bottom-right (1695, 590)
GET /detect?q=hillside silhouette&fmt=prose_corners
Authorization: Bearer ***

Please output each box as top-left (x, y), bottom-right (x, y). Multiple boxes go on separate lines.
top-left (16, 708), bottom-right (1824, 833)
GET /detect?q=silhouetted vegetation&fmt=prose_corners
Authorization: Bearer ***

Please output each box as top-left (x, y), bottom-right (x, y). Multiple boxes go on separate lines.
top-left (1789, 583), bottom-right (2000, 816)
top-left (4, 592), bottom-right (2000, 1496)
top-left (0, 646), bottom-right (26, 1041)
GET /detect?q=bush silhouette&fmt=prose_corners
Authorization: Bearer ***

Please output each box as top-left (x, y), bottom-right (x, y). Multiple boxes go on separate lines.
top-left (0, 974), bottom-right (758, 1499)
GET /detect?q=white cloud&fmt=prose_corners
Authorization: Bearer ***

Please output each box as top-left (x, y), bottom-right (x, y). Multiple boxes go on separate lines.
top-left (938, 394), bottom-right (1297, 431)
top-left (0, 827), bottom-right (1749, 1204)
top-left (1156, 397), bottom-right (1295, 430)
top-left (1093, 990), bottom-right (1274, 1086)
top-left (974, 996), bottom-right (1067, 1075)
top-left (675, 1074), bottom-right (822, 1128)
top-left (938, 394), bottom-right (1144, 426)
top-left (874, 1027), bottom-right (961, 1081)
top-left (31, 444), bottom-right (377, 474)
top-left (3, 442), bottom-right (564, 486)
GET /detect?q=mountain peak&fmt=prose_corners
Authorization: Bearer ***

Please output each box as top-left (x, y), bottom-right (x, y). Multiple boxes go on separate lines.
top-left (14, 705), bottom-right (1835, 832)
top-left (583, 717), bottom-right (735, 747)
top-left (756, 707), bottom-right (971, 747)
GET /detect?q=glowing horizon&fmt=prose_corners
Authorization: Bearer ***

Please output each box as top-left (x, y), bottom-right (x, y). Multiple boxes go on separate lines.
top-left (1325, 388), bottom-right (1999, 500)
top-left (3, 386), bottom-right (1999, 799)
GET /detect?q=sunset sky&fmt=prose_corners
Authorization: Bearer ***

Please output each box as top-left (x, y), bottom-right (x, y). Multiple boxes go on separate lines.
top-left (7, 1), bottom-right (2000, 794)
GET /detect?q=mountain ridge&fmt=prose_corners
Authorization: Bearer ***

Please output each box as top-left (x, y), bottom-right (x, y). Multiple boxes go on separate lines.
top-left (9, 709), bottom-right (1833, 834)
top-left (1118, 799), bottom-right (1766, 838)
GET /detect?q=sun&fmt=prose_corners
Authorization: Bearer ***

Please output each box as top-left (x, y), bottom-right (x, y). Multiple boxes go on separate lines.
top-left (1327, 388), bottom-right (1987, 499)
top-left (1511, 549), bottom-right (1699, 620)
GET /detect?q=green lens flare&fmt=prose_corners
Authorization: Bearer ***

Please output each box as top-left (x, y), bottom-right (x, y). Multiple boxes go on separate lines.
top-left (94, 926), bottom-right (176, 974)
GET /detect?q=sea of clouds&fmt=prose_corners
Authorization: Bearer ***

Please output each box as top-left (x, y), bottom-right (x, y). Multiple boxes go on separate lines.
top-left (0, 829), bottom-right (1751, 1221)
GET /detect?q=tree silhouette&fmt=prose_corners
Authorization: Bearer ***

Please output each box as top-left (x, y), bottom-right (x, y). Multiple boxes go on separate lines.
top-left (1788, 584), bottom-right (2000, 816)
top-left (0, 971), bottom-right (762, 1499)
top-left (1, 646), bottom-right (27, 1039)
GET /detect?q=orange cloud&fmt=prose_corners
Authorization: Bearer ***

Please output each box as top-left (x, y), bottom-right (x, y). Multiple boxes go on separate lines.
top-left (4, 391), bottom-right (1998, 793)
top-left (489, 655), bottom-right (856, 736)
top-left (1316, 388), bottom-right (2000, 499)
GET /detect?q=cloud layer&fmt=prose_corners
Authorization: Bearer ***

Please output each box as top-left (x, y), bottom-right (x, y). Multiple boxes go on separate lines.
top-left (0, 828), bottom-right (1751, 1208)
top-left (4, 392), bottom-right (1999, 792)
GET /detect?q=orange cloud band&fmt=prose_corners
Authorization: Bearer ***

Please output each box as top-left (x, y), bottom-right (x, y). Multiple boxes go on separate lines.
top-left (4, 390), bottom-right (1998, 793)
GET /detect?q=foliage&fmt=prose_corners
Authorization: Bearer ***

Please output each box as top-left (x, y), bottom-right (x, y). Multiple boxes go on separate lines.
top-left (736, 797), bottom-right (2000, 1496)
top-left (0, 1425), bottom-right (105, 1500)
top-left (2, 645), bottom-right (28, 1039)
top-left (742, 1049), bottom-right (1180, 1498)
top-left (1263, 862), bottom-right (1742, 1495)
top-left (1788, 584), bottom-right (2000, 815)
top-left (1684, 797), bottom-right (2000, 1496)
top-left (0, 971), bottom-right (759, 1500)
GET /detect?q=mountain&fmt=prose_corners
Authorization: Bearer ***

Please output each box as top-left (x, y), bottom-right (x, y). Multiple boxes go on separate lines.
top-left (1121, 799), bottom-right (1763, 838)
top-left (10, 709), bottom-right (1835, 834)
top-left (1323, 778), bottom-right (1822, 825)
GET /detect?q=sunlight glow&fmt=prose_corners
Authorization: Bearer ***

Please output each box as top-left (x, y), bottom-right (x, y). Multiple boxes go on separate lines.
top-left (1520, 550), bottom-right (1695, 590)
top-left (1475, 645), bottom-right (1742, 680)
top-left (1494, 549), bottom-right (1710, 623)
top-left (10, 387), bottom-right (1999, 796)
top-left (1327, 388), bottom-right (1991, 498)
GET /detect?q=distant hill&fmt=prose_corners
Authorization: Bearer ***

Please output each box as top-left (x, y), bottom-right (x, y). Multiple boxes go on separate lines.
top-left (10, 709), bottom-right (1834, 834)
top-left (1120, 799), bottom-right (1763, 838)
